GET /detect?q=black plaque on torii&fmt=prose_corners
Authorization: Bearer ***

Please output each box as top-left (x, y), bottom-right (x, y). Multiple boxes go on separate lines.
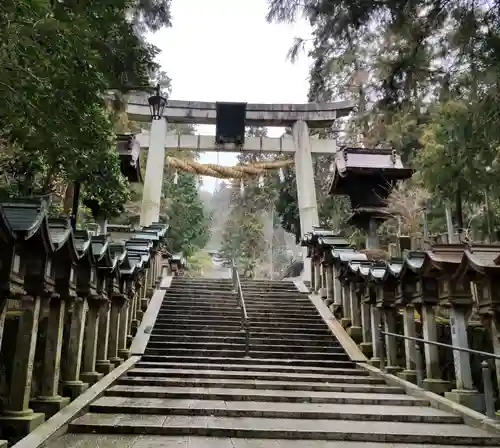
top-left (215, 102), bottom-right (247, 146)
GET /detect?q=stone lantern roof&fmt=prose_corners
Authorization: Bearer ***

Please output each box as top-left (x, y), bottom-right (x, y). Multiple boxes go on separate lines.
top-left (116, 134), bottom-right (142, 183)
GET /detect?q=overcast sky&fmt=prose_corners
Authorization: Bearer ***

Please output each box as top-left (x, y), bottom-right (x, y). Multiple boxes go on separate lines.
top-left (147, 0), bottom-right (312, 192)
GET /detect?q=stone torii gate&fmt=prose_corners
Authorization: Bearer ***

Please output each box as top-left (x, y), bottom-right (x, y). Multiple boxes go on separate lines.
top-left (125, 94), bottom-right (354, 280)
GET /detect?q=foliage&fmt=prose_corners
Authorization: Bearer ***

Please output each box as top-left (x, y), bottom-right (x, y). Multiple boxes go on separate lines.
top-left (0, 0), bottom-right (171, 219)
top-left (267, 0), bottom-right (500, 241)
top-left (163, 172), bottom-right (211, 257)
top-left (185, 251), bottom-right (213, 277)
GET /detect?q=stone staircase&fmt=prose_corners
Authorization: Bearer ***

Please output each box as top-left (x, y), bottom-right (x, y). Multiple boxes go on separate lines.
top-left (48, 277), bottom-right (499, 447)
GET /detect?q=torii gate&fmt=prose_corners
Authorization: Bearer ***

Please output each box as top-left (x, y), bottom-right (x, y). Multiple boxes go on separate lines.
top-left (125, 94), bottom-right (354, 280)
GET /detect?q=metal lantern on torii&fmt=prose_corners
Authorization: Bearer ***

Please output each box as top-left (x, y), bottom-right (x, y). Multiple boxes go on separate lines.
top-left (329, 147), bottom-right (413, 249)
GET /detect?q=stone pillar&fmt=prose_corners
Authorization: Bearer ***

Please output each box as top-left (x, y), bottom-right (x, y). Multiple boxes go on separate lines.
top-left (333, 267), bottom-right (342, 307)
top-left (347, 283), bottom-right (362, 342)
top-left (95, 300), bottom-right (113, 374)
top-left (31, 296), bottom-right (70, 417)
top-left (0, 298), bottom-right (7, 352)
top-left (131, 291), bottom-right (140, 333)
top-left (61, 297), bottom-right (89, 399)
top-left (310, 262), bottom-right (316, 291)
top-left (127, 292), bottom-right (136, 342)
top-left (292, 120), bottom-right (320, 283)
top-left (421, 304), bottom-right (451, 394)
top-left (118, 299), bottom-right (130, 360)
top-left (369, 305), bottom-right (381, 367)
top-left (444, 306), bottom-right (484, 412)
top-left (140, 117), bottom-right (167, 227)
top-left (399, 306), bottom-right (417, 383)
top-left (488, 312), bottom-right (500, 392)
top-left (383, 307), bottom-right (401, 374)
top-left (108, 297), bottom-right (124, 366)
top-left (319, 264), bottom-right (326, 298)
top-left (341, 283), bottom-right (351, 328)
top-left (80, 300), bottom-right (103, 384)
top-left (0, 296), bottom-right (45, 436)
top-left (360, 301), bottom-right (373, 356)
top-left (314, 260), bottom-right (321, 294)
top-left (325, 266), bottom-right (334, 306)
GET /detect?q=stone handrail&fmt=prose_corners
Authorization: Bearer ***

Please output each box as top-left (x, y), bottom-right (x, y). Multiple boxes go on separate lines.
top-left (0, 198), bottom-right (169, 445)
top-left (302, 228), bottom-right (500, 417)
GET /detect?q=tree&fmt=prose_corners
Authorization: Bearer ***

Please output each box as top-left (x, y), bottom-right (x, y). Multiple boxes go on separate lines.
top-left (0, 0), bottom-right (171, 219)
top-left (267, 0), bottom-right (500, 241)
top-left (163, 172), bottom-right (211, 257)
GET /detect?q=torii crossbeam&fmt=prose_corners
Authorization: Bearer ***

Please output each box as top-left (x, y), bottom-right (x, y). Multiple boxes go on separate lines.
top-left (126, 93), bottom-right (354, 281)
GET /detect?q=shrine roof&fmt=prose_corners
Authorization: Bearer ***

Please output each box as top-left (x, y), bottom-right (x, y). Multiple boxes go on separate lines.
top-left (1, 198), bottom-right (50, 240)
top-left (332, 248), bottom-right (367, 263)
top-left (0, 204), bottom-right (15, 243)
top-left (47, 218), bottom-right (72, 247)
top-left (74, 230), bottom-right (92, 254)
top-left (330, 147), bottom-right (413, 194)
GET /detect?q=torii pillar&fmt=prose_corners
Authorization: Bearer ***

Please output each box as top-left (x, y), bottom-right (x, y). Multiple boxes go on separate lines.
top-left (293, 120), bottom-right (319, 281)
top-left (140, 117), bottom-right (167, 226)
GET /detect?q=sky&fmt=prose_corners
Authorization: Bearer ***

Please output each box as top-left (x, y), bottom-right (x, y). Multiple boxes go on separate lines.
top-left (147, 0), bottom-right (312, 193)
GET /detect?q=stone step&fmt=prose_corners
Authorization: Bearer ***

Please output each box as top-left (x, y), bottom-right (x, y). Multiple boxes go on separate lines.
top-left (148, 334), bottom-right (336, 346)
top-left (89, 396), bottom-right (460, 423)
top-left (134, 361), bottom-right (365, 375)
top-left (105, 385), bottom-right (424, 405)
top-left (144, 347), bottom-right (349, 360)
top-left (154, 316), bottom-right (327, 326)
top-left (139, 355), bottom-right (355, 368)
top-left (153, 319), bottom-right (328, 330)
top-left (162, 298), bottom-right (313, 307)
top-left (117, 376), bottom-right (403, 394)
top-left (159, 304), bottom-right (319, 314)
top-left (69, 414), bottom-right (500, 445)
top-left (146, 341), bottom-right (344, 354)
top-left (151, 326), bottom-right (331, 337)
top-left (47, 433), bottom-right (496, 448)
top-left (125, 367), bottom-right (386, 384)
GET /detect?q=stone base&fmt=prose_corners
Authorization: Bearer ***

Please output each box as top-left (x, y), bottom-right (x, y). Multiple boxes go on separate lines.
top-left (385, 365), bottom-right (403, 374)
top-left (136, 310), bottom-right (144, 321)
top-left (109, 357), bottom-right (123, 367)
top-left (118, 349), bottom-right (130, 360)
top-left (146, 288), bottom-right (154, 298)
top-left (423, 378), bottom-right (452, 395)
top-left (347, 326), bottom-right (362, 343)
top-left (30, 395), bottom-right (70, 418)
top-left (0, 410), bottom-right (45, 442)
top-left (398, 369), bottom-right (417, 384)
top-left (60, 381), bottom-right (89, 400)
top-left (340, 318), bottom-right (351, 329)
top-left (368, 357), bottom-right (380, 368)
top-left (95, 360), bottom-right (114, 375)
top-left (80, 371), bottom-right (103, 385)
top-left (359, 342), bottom-right (373, 358)
top-left (141, 298), bottom-right (149, 311)
top-left (324, 298), bottom-right (333, 306)
top-left (127, 335), bottom-right (133, 345)
top-left (131, 319), bottom-right (139, 331)
top-left (445, 389), bottom-right (485, 413)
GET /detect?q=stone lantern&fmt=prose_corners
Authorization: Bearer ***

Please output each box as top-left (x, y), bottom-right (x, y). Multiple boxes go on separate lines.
top-left (75, 231), bottom-right (102, 386)
top-left (0, 199), bottom-right (53, 437)
top-left (329, 147), bottom-right (412, 248)
top-left (371, 259), bottom-right (404, 373)
top-left (126, 238), bottom-right (153, 309)
top-left (116, 134), bottom-right (142, 183)
top-left (30, 218), bottom-right (80, 416)
top-left (453, 245), bottom-right (500, 395)
top-left (92, 235), bottom-right (115, 375)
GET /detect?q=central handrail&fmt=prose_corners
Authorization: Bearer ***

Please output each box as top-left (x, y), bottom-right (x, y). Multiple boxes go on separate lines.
top-left (231, 260), bottom-right (250, 357)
